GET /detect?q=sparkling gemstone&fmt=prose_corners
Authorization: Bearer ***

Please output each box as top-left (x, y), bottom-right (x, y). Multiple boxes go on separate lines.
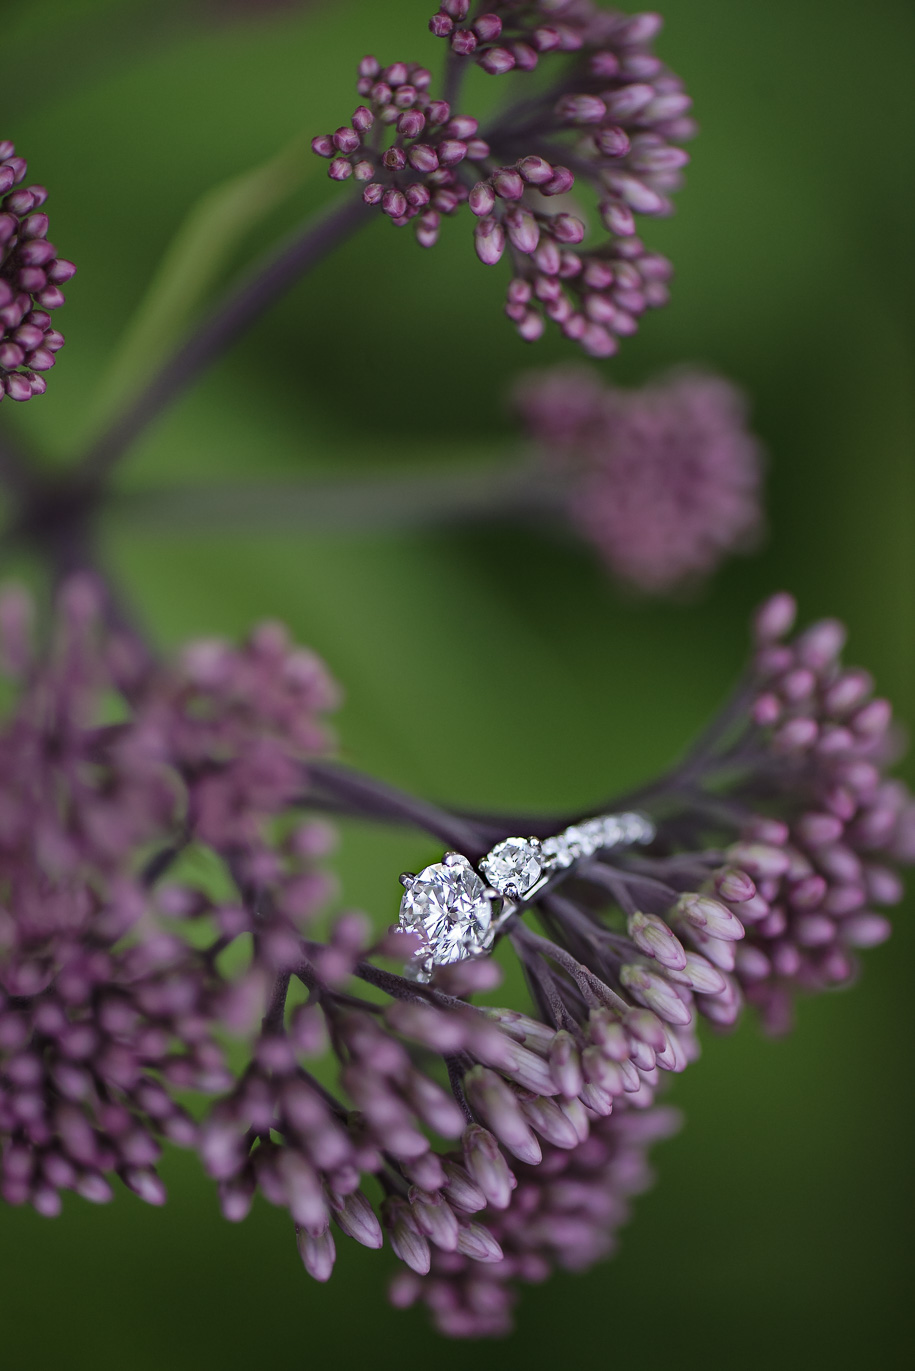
top-left (601, 815), bottom-right (624, 846)
top-left (541, 833), bottom-right (576, 869)
top-left (580, 818), bottom-right (607, 850)
top-left (563, 823), bottom-right (601, 858)
top-left (399, 856), bottom-right (494, 966)
top-left (619, 812), bottom-right (654, 844)
top-left (480, 838), bottom-right (542, 898)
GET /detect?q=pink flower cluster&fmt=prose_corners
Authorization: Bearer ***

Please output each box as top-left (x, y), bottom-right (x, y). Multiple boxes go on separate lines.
top-left (315, 3), bottom-right (692, 354)
top-left (516, 365), bottom-right (763, 592)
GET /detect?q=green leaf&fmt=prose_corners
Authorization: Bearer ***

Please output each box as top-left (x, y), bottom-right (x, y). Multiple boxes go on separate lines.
top-left (77, 130), bottom-right (313, 445)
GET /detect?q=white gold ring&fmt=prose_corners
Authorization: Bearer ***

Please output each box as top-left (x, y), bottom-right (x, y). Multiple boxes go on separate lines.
top-left (397, 811), bottom-right (655, 982)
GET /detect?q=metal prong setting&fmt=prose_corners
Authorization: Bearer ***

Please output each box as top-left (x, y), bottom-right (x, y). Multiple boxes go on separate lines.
top-left (399, 872), bottom-right (416, 889)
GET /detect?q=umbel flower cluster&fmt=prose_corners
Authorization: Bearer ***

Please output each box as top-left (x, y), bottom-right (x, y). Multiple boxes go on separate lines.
top-left (0, 580), bottom-right (909, 1336)
top-left (516, 365), bottom-right (764, 592)
top-left (0, 141), bottom-right (75, 404)
top-left (313, 2), bottom-right (691, 355)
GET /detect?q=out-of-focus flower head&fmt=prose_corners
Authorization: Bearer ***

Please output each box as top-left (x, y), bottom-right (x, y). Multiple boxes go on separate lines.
top-left (313, 4), bottom-right (693, 355)
top-left (0, 579), bottom-right (338, 1213)
top-left (516, 365), bottom-right (764, 593)
top-left (391, 1105), bottom-right (681, 1335)
top-left (0, 141), bottom-right (75, 403)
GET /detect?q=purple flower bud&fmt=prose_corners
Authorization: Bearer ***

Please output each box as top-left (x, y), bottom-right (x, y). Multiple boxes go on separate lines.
top-left (296, 1225), bottom-right (336, 1282)
top-left (678, 953), bottom-right (726, 995)
top-left (469, 182), bottom-right (496, 217)
top-left (462, 1126), bottom-right (514, 1210)
top-left (556, 94), bottom-right (607, 124)
top-left (621, 964), bottom-right (692, 1026)
top-left (474, 217), bottom-right (506, 265)
top-left (696, 974), bottom-right (742, 1028)
top-left (384, 1197), bottom-right (432, 1274)
top-left (628, 911), bottom-right (688, 969)
top-left (442, 1161), bottom-right (487, 1214)
top-left (549, 1030), bottom-right (583, 1097)
top-left (601, 198), bottom-right (636, 236)
top-left (464, 1067), bottom-right (542, 1164)
top-left (382, 189), bottom-right (408, 219)
top-left (438, 139), bottom-right (467, 165)
top-left (415, 211), bottom-right (441, 249)
top-left (603, 83), bottom-right (656, 119)
top-left (715, 868), bottom-right (757, 903)
top-left (840, 913), bottom-right (891, 948)
top-left (512, 42), bottom-right (539, 72)
top-left (505, 207), bottom-right (540, 254)
top-left (451, 29), bottom-right (477, 56)
top-left (516, 310), bottom-right (546, 342)
top-left (852, 698), bottom-right (892, 738)
top-left (409, 1188), bottom-right (461, 1252)
top-left (677, 894), bottom-right (746, 941)
top-left (551, 214), bottom-right (585, 244)
top-left (455, 1221), bottom-right (504, 1263)
top-left (122, 1167), bottom-right (167, 1206)
top-left (773, 717), bottom-right (819, 753)
top-left (397, 110), bottom-right (425, 139)
top-left (332, 127), bottom-right (360, 154)
top-left (473, 14), bottom-right (502, 42)
top-left (478, 47), bottom-right (516, 75)
top-left (328, 158), bottom-right (353, 181)
top-left (520, 1095), bottom-right (582, 1150)
top-left (727, 843), bottom-right (791, 880)
top-left (445, 115), bottom-right (478, 139)
top-left (541, 165), bottom-right (575, 196)
top-left (578, 1081), bottom-right (614, 1116)
top-left (795, 619), bottom-right (847, 670)
top-left (407, 144), bottom-right (439, 173)
top-left (491, 168), bottom-right (525, 200)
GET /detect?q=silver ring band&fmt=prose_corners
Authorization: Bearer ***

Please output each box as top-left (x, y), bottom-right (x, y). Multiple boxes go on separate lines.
top-left (397, 811), bottom-right (655, 982)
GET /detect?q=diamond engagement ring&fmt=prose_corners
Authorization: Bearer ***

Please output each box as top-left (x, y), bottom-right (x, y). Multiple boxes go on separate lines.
top-left (397, 811), bottom-right (655, 982)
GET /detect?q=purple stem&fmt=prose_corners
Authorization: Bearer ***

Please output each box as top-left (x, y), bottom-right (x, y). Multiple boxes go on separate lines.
top-left (75, 193), bottom-right (374, 487)
top-left (304, 760), bottom-right (491, 854)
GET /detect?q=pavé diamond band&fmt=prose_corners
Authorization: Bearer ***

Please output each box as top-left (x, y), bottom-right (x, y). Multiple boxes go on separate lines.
top-left (397, 811), bottom-right (656, 982)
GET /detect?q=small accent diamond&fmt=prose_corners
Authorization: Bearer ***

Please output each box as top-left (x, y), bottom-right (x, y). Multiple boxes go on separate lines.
top-left (399, 856), bottom-right (494, 968)
top-left (563, 823), bottom-right (601, 858)
top-left (602, 815), bottom-right (624, 846)
top-left (480, 838), bottom-right (542, 898)
top-left (541, 833), bottom-right (576, 869)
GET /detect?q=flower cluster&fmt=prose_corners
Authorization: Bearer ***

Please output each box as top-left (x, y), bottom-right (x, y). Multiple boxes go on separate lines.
top-left (392, 1104), bottom-right (681, 1336)
top-left (0, 142), bottom-right (75, 403)
top-left (515, 366), bottom-right (764, 592)
top-left (0, 583), bottom-right (908, 1335)
top-left (0, 579), bottom-right (338, 1213)
top-left (723, 594), bottom-right (912, 1033)
top-left (313, 3), bottom-right (692, 354)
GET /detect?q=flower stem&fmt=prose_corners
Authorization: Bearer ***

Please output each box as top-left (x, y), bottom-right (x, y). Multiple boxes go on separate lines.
top-left (112, 459), bottom-right (554, 535)
top-left (75, 192), bottom-right (374, 488)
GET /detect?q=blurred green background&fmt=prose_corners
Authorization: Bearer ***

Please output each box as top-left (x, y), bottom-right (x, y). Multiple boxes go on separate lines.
top-left (1, 0), bottom-right (913, 1365)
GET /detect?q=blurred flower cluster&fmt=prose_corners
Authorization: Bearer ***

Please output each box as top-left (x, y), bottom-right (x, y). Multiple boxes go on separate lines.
top-left (314, 2), bottom-right (692, 354)
top-left (516, 365), bottom-right (764, 592)
top-left (0, 580), bottom-right (908, 1335)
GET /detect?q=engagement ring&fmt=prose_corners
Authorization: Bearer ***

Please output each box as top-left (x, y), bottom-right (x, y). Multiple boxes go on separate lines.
top-left (397, 811), bottom-right (655, 982)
